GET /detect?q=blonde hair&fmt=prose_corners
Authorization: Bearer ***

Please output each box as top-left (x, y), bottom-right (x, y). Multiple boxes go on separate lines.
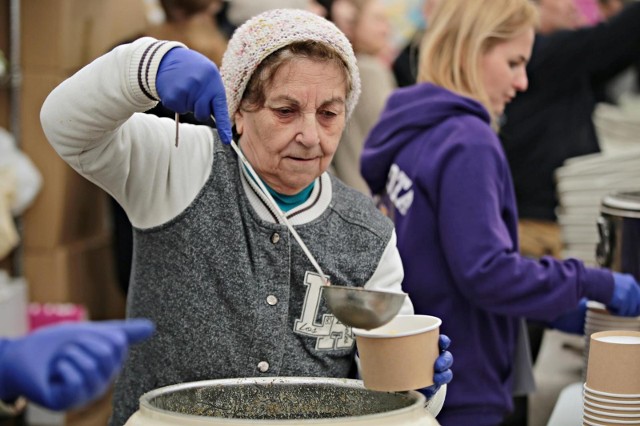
top-left (418, 0), bottom-right (538, 120)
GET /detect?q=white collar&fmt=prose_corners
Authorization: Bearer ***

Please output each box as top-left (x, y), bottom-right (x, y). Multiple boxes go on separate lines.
top-left (238, 160), bottom-right (333, 225)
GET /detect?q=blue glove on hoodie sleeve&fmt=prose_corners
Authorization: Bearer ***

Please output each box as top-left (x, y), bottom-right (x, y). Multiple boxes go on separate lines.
top-left (156, 47), bottom-right (232, 144)
top-left (549, 298), bottom-right (587, 335)
top-left (0, 319), bottom-right (154, 411)
top-left (419, 334), bottom-right (453, 399)
top-left (609, 272), bottom-right (640, 317)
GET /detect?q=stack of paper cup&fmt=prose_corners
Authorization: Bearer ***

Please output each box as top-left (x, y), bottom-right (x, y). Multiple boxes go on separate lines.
top-left (583, 301), bottom-right (640, 380)
top-left (583, 330), bottom-right (640, 425)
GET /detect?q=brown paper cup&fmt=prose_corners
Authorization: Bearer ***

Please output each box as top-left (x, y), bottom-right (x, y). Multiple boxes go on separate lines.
top-left (586, 330), bottom-right (640, 395)
top-left (353, 315), bottom-right (441, 392)
top-left (583, 410), bottom-right (640, 423)
top-left (584, 396), bottom-right (640, 411)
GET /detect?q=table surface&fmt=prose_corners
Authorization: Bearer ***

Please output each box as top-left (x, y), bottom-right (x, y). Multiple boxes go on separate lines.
top-left (546, 382), bottom-right (584, 426)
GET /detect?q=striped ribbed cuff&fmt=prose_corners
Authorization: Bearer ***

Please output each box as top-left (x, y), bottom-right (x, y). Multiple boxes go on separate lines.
top-left (128, 37), bottom-right (186, 103)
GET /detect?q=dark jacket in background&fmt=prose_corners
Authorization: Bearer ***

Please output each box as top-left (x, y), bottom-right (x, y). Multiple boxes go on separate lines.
top-left (500, 2), bottom-right (640, 221)
top-left (392, 30), bottom-right (422, 88)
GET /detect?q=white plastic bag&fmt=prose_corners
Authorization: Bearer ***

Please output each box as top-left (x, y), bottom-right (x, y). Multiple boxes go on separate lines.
top-left (0, 127), bottom-right (42, 216)
top-left (0, 166), bottom-right (19, 258)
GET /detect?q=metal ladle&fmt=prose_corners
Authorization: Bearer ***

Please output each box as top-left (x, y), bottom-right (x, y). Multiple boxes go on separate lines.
top-left (229, 139), bottom-right (406, 330)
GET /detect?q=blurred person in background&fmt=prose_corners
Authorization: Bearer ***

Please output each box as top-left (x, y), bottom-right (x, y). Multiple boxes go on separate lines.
top-left (148, 0), bottom-right (228, 66)
top-left (317, 0), bottom-right (358, 40)
top-left (332, 0), bottom-right (397, 194)
top-left (225, 0), bottom-right (328, 27)
top-left (360, 0), bottom-right (640, 424)
top-left (573, 0), bottom-right (601, 25)
top-left (593, 0), bottom-right (640, 104)
top-left (500, 0), bottom-right (640, 261)
top-left (597, 0), bottom-right (624, 18)
top-left (40, 9), bottom-right (452, 424)
top-left (392, 0), bottom-right (441, 88)
top-left (110, 0), bottom-right (229, 297)
top-left (0, 320), bottom-right (153, 418)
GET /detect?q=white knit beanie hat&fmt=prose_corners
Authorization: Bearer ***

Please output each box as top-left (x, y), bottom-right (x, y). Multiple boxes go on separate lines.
top-left (220, 8), bottom-right (361, 124)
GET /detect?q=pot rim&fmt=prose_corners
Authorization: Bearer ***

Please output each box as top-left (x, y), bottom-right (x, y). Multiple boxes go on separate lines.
top-left (137, 377), bottom-right (427, 424)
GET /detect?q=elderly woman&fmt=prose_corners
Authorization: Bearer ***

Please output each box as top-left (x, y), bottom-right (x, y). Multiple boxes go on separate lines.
top-left (40, 9), bottom-right (451, 425)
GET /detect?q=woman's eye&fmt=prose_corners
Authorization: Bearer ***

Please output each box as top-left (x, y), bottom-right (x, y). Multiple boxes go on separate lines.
top-left (319, 110), bottom-right (337, 119)
top-left (270, 107), bottom-right (296, 118)
top-left (509, 59), bottom-right (525, 70)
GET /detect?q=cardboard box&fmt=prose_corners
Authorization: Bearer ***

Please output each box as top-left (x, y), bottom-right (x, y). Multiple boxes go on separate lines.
top-left (20, 161), bottom-right (110, 250)
top-left (0, 0), bottom-right (7, 54)
top-left (23, 233), bottom-right (126, 320)
top-left (22, 0), bottom-right (103, 74)
top-left (66, 387), bottom-right (114, 426)
top-left (0, 0), bottom-right (10, 130)
top-left (19, 71), bottom-right (109, 249)
top-left (21, 0), bottom-right (148, 74)
top-left (102, 0), bottom-right (151, 48)
top-left (0, 85), bottom-right (9, 130)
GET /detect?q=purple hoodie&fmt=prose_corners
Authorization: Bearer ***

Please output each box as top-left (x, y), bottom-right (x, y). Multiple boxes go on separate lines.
top-left (361, 83), bottom-right (614, 425)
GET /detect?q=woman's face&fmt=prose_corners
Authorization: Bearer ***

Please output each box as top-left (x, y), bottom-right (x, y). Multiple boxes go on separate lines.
top-left (353, 0), bottom-right (391, 55)
top-left (332, 0), bottom-right (358, 40)
top-left (478, 28), bottom-right (534, 117)
top-left (235, 58), bottom-right (348, 195)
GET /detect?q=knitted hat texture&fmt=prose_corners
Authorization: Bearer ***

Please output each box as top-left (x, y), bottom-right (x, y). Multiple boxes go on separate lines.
top-left (220, 8), bottom-right (361, 123)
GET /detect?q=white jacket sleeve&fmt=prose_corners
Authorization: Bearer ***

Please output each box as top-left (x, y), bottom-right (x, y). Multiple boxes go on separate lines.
top-left (40, 37), bottom-right (217, 229)
top-left (363, 230), bottom-right (414, 314)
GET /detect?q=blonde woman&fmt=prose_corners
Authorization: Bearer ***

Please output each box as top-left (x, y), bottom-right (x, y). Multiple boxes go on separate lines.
top-left (361, 0), bottom-right (640, 424)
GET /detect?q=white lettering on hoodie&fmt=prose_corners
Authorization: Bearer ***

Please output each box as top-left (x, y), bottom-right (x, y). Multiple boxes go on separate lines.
top-left (386, 164), bottom-right (414, 215)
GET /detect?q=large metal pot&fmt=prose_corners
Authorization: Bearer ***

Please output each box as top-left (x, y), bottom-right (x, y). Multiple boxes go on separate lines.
top-left (596, 191), bottom-right (640, 279)
top-left (124, 377), bottom-right (440, 425)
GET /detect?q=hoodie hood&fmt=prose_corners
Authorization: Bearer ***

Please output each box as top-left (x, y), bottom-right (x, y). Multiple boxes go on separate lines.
top-left (360, 83), bottom-right (490, 194)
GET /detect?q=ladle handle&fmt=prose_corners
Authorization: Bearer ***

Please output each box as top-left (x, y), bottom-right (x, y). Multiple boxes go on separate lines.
top-left (229, 139), bottom-right (327, 281)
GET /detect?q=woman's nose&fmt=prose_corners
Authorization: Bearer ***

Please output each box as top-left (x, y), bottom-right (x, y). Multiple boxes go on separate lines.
top-left (296, 113), bottom-right (321, 146)
top-left (514, 69), bottom-right (529, 92)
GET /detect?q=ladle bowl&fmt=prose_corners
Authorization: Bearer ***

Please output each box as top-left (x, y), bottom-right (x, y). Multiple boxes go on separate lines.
top-left (322, 285), bottom-right (407, 330)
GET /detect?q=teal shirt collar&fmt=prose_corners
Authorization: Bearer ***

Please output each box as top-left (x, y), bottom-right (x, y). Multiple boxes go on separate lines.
top-left (243, 165), bottom-right (315, 212)
top-left (266, 182), bottom-right (315, 212)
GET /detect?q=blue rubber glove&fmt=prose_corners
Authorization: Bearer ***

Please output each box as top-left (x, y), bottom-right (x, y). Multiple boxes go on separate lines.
top-left (0, 319), bottom-right (154, 411)
top-left (419, 334), bottom-right (453, 399)
top-left (549, 298), bottom-right (587, 335)
top-left (609, 272), bottom-right (640, 317)
top-left (156, 47), bottom-right (232, 144)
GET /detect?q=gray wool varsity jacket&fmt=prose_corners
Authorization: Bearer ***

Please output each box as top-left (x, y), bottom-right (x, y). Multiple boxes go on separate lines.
top-left (109, 141), bottom-right (398, 424)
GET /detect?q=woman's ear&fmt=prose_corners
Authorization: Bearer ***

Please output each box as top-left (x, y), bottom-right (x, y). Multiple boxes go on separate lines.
top-left (234, 111), bottom-right (244, 135)
top-left (232, 125), bottom-right (241, 142)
